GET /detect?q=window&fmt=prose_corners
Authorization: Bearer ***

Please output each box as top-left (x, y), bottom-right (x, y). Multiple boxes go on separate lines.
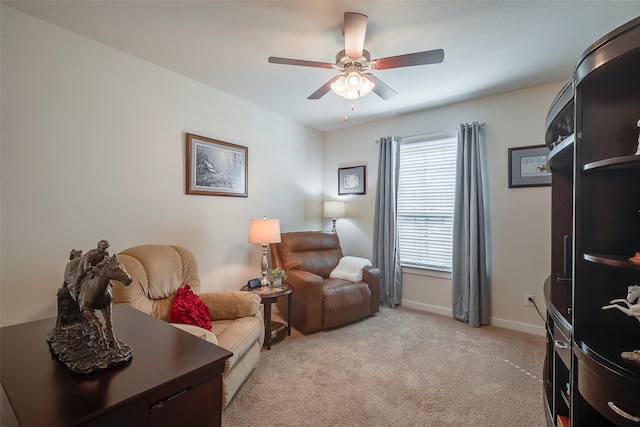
top-left (397, 130), bottom-right (458, 272)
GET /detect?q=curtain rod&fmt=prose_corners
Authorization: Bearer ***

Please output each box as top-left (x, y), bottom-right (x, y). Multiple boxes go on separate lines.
top-left (376, 122), bottom-right (487, 143)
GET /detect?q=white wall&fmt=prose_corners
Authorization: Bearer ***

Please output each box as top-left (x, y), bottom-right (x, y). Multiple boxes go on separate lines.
top-left (323, 82), bottom-right (563, 335)
top-left (0, 5), bottom-right (323, 326)
top-left (1, 4), bottom-right (562, 335)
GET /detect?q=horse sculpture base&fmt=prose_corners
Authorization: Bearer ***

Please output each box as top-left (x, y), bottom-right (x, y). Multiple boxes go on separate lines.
top-left (48, 321), bottom-right (133, 374)
top-left (48, 285), bottom-right (132, 374)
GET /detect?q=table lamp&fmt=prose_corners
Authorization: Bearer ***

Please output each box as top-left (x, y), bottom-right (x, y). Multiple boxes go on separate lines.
top-left (248, 217), bottom-right (281, 286)
top-left (323, 201), bottom-right (346, 232)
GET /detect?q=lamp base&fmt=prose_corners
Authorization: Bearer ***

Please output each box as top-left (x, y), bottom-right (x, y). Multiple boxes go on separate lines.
top-left (331, 218), bottom-right (337, 233)
top-left (260, 276), bottom-right (271, 287)
top-left (259, 244), bottom-right (271, 287)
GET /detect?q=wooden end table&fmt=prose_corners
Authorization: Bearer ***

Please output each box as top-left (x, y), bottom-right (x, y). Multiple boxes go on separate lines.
top-left (240, 284), bottom-right (292, 349)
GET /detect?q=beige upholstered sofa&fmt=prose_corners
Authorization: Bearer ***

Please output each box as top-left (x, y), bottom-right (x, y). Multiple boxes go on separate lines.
top-left (112, 244), bottom-right (264, 407)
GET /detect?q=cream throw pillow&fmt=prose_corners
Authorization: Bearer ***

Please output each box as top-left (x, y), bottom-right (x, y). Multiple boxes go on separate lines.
top-left (329, 256), bottom-right (372, 282)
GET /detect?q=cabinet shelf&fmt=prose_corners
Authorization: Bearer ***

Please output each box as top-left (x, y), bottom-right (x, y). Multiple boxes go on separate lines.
top-left (577, 341), bottom-right (640, 381)
top-left (561, 387), bottom-right (570, 408)
top-left (544, 276), bottom-right (572, 332)
top-left (583, 253), bottom-right (640, 270)
top-left (546, 133), bottom-right (574, 172)
top-left (545, 78), bottom-right (574, 147)
top-left (583, 154), bottom-right (640, 172)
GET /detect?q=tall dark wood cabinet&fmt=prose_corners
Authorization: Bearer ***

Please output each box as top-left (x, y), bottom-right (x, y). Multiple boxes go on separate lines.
top-left (544, 17), bottom-right (640, 426)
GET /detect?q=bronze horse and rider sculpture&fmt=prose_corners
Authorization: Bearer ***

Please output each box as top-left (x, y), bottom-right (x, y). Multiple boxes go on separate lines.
top-left (49, 240), bottom-right (134, 373)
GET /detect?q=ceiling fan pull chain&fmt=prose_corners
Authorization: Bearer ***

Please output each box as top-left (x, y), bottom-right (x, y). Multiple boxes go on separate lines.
top-left (344, 101), bottom-right (357, 121)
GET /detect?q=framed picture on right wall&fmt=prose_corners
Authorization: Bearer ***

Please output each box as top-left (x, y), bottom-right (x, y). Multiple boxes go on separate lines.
top-left (508, 144), bottom-right (551, 188)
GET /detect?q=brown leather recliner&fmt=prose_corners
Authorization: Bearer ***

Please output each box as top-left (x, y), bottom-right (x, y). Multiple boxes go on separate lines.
top-left (270, 231), bottom-right (380, 334)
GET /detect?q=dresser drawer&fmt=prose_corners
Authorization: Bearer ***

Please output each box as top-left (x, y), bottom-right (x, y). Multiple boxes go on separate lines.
top-left (150, 378), bottom-right (220, 427)
top-left (577, 356), bottom-right (640, 426)
top-left (553, 324), bottom-right (571, 368)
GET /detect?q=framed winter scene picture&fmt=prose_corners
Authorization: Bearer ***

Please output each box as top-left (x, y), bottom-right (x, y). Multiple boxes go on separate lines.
top-left (185, 133), bottom-right (248, 197)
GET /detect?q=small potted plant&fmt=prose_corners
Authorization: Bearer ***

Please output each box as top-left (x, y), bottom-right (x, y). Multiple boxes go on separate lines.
top-left (270, 268), bottom-right (287, 287)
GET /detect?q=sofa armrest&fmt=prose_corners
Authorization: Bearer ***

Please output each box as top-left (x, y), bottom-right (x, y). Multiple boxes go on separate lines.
top-left (363, 266), bottom-right (381, 314)
top-left (170, 322), bottom-right (219, 345)
top-left (284, 270), bottom-right (324, 334)
top-left (199, 290), bottom-right (261, 321)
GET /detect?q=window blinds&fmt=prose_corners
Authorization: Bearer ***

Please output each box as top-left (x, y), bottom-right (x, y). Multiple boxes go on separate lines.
top-left (397, 130), bottom-right (458, 271)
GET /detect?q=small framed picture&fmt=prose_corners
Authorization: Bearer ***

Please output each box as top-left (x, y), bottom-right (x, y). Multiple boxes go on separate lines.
top-left (186, 133), bottom-right (248, 196)
top-left (508, 145), bottom-right (551, 188)
top-left (338, 165), bottom-right (366, 195)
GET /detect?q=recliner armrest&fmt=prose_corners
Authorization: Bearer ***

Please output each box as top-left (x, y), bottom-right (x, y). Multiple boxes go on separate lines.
top-left (286, 270), bottom-right (323, 300)
top-left (199, 290), bottom-right (261, 320)
top-left (363, 266), bottom-right (381, 314)
top-left (170, 322), bottom-right (219, 345)
top-left (284, 270), bottom-right (324, 333)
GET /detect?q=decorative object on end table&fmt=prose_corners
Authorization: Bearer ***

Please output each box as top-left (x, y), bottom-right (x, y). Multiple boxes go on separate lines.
top-left (270, 267), bottom-right (287, 287)
top-left (48, 240), bottom-right (134, 374)
top-left (185, 133), bottom-right (248, 197)
top-left (248, 217), bottom-right (281, 287)
top-left (602, 285), bottom-right (640, 363)
top-left (247, 277), bottom-right (261, 289)
top-left (338, 165), bottom-right (366, 195)
top-left (323, 201), bottom-right (346, 232)
top-left (508, 144), bottom-right (551, 188)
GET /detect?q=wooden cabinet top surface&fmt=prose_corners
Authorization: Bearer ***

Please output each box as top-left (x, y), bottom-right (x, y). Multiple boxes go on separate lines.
top-left (1, 304), bottom-right (231, 426)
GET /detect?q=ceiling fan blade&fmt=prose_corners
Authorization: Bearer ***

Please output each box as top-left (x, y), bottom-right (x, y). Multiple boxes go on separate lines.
top-left (268, 56), bottom-right (334, 69)
top-left (344, 12), bottom-right (368, 59)
top-left (308, 76), bottom-right (341, 100)
top-left (371, 49), bottom-right (445, 70)
top-left (363, 73), bottom-right (397, 100)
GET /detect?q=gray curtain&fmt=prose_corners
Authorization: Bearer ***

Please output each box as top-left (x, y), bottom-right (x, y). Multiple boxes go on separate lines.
top-left (452, 122), bottom-right (489, 327)
top-left (373, 136), bottom-right (402, 307)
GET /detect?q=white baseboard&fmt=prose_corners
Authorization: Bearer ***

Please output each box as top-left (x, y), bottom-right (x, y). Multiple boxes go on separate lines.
top-left (401, 299), bottom-right (452, 317)
top-left (401, 298), bottom-right (546, 337)
top-left (490, 317), bottom-right (545, 336)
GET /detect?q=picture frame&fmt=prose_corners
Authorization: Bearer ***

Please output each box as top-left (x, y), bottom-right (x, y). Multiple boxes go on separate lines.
top-left (185, 133), bottom-right (248, 197)
top-left (508, 144), bottom-right (551, 188)
top-left (338, 165), bottom-right (366, 195)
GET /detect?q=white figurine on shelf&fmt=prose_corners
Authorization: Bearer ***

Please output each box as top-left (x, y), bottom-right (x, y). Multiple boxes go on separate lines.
top-left (636, 119), bottom-right (640, 155)
top-left (602, 285), bottom-right (640, 363)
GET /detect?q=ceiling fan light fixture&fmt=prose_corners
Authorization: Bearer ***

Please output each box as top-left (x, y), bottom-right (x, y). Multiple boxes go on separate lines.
top-left (268, 12), bottom-right (444, 103)
top-left (346, 71), bottom-right (361, 88)
top-left (330, 71), bottom-right (375, 99)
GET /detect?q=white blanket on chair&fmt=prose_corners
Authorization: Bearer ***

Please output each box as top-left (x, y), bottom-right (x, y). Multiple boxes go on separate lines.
top-left (329, 256), bottom-right (372, 282)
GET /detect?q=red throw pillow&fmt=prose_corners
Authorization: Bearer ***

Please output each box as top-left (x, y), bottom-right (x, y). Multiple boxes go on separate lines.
top-left (170, 284), bottom-right (212, 330)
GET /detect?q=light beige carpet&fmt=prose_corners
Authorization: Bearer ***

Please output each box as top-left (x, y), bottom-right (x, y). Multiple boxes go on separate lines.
top-left (223, 306), bottom-right (546, 426)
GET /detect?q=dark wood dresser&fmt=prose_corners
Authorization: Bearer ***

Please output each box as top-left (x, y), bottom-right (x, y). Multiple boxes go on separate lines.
top-left (1, 304), bottom-right (232, 427)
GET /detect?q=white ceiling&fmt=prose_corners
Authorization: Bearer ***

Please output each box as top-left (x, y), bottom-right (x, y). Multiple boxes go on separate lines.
top-left (5, 1), bottom-right (640, 132)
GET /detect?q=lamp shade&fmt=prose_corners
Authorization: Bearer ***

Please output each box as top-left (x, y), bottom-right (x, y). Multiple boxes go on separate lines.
top-left (323, 201), bottom-right (346, 218)
top-left (248, 218), bottom-right (281, 244)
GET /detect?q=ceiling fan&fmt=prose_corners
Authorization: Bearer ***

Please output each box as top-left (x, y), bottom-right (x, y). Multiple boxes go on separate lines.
top-left (268, 12), bottom-right (444, 101)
